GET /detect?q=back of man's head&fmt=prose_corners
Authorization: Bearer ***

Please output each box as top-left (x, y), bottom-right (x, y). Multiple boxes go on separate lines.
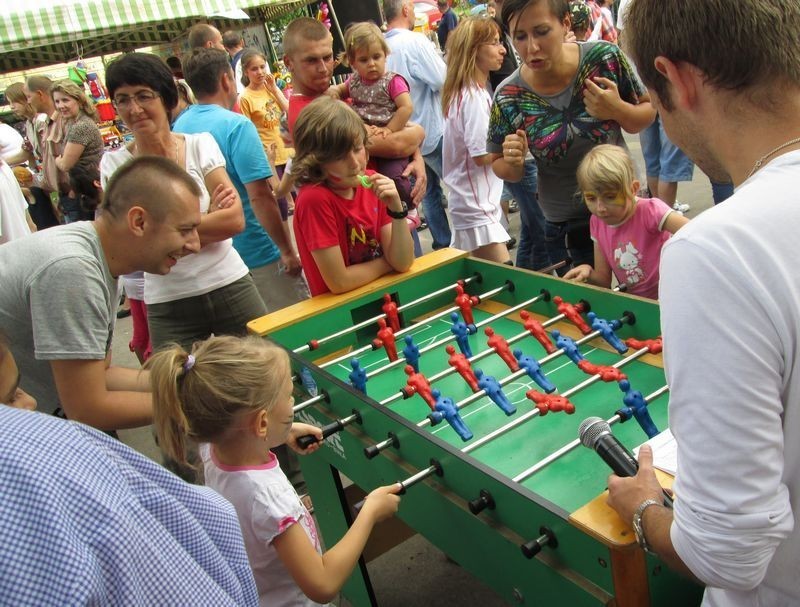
top-left (383, 0), bottom-right (407, 23)
top-left (626, 0), bottom-right (800, 111)
top-left (101, 156), bottom-right (201, 222)
top-left (222, 30), bottom-right (243, 51)
top-left (283, 17), bottom-right (332, 58)
top-left (25, 75), bottom-right (53, 94)
top-left (182, 48), bottom-right (232, 99)
top-left (188, 23), bottom-right (221, 49)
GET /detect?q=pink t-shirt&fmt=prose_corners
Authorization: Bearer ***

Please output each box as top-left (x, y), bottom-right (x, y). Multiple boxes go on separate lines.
top-left (590, 196), bottom-right (673, 299)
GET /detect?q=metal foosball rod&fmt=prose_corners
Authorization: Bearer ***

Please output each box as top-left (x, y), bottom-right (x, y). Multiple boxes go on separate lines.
top-left (417, 312), bottom-right (635, 430)
top-left (292, 392), bottom-right (327, 414)
top-left (353, 459), bottom-right (443, 511)
top-left (377, 292), bottom-right (577, 407)
top-left (459, 345), bottom-right (653, 455)
top-left (363, 286), bottom-right (553, 380)
top-left (294, 274), bottom-right (483, 355)
top-left (512, 385), bottom-right (669, 483)
top-left (318, 282), bottom-right (517, 370)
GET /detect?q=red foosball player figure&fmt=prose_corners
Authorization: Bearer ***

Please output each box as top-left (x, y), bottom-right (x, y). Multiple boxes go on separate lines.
top-left (402, 364), bottom-right (436, 410)
top-left (519, 310), bottom-right (556, 354)
top-left (381, 293), bottom-right (401, 332)
top-left (552, 295), bottom-right (591, 335)
top-left (372, 318), bottom-right (398, 361)
top-left (625, 336), bottom-right (663, 354)
top-left (454, 283), bottom-right (480, 325)
top-left (525, 389), bottom-right (576, 415)
top-left (445, 344), bottom-right (479, 392)
top-left (577, 360), bottom-right (628, 382)
top-left (484, 327), bottom-right (519, 371)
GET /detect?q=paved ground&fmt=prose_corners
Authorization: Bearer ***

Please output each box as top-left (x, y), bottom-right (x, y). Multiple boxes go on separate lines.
top-left (115, 132), bottom-right (714, 606)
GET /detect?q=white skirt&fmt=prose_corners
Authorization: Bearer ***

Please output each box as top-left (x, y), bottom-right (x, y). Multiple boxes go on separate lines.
top-left (450, 221), bottom-right (510, 252)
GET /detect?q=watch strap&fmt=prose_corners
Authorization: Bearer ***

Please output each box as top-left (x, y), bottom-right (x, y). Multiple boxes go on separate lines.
top-left (632, 498), bottom-right (660, 554)
top-left (386, 204), bottom-right (408, 219)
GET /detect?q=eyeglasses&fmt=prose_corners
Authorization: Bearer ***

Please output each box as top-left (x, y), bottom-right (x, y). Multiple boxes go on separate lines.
top-left (112, 91), bottom-right (161, 110)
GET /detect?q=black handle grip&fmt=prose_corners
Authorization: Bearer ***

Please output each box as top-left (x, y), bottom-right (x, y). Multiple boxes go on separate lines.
top-left (296, 419), bottom-right (345, 449)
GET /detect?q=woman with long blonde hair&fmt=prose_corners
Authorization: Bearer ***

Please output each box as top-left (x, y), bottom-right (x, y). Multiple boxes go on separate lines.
top-left (50, 79), bottom-right (103, 222)
top-left (441, 17), bottom-right (511, 263)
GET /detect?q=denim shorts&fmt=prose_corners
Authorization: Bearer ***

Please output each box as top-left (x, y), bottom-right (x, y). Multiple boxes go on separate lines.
top-left (639, 116), bottom-right (694, 182)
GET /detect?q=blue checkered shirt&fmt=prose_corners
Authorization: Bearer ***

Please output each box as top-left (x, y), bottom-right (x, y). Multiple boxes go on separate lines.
top-left (0, 406), bottom-right (258, 606)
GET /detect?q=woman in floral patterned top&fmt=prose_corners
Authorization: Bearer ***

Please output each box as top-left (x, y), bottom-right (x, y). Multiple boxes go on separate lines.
top-left (488, 0), bottom-right (654, 270)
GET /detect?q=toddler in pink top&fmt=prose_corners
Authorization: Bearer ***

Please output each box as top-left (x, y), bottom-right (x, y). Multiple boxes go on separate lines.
top-left (565, 145), bottom-right (689, 299)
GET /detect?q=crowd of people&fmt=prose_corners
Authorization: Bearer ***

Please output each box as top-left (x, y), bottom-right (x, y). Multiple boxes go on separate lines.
top-left (0, 0), bottom-right (798, 605)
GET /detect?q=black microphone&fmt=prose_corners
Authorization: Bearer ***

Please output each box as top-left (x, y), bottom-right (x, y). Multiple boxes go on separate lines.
top-left (578, 416), bottom-right (673, 507)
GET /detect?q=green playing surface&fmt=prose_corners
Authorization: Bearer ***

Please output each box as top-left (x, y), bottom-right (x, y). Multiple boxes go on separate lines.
top-left (312, 302), bottom-right (667, 514)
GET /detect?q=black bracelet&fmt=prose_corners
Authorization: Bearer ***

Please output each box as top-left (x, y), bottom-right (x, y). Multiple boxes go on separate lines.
top-left (386, 204), bottom-right (408, 219)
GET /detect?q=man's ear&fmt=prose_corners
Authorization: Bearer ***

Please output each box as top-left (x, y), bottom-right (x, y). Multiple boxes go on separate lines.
top-left (127, 205), bottom-right (147, 236)
top-left (653, 56), bottom-right (700, 110)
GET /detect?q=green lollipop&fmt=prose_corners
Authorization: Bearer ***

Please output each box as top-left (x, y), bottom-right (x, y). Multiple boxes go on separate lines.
top-left (357, 174), bottom-right (373, 188)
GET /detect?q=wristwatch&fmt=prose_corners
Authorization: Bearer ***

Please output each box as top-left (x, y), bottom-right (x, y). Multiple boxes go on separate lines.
top-left (632, 499), bottom-right (660, 554)
top-left (387, 202), bottom-right (409, 219)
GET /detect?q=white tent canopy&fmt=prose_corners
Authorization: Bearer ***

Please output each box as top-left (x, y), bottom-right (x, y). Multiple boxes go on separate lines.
top-left (0, 0), bottom-right (313, 72)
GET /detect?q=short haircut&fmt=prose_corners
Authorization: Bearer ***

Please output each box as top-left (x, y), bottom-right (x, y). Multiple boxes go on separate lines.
top-left (182, 48), bottom-right (232, 97)
top-left (222, 30), bottom-right (243, 50)
top-left (101, 155), bottom-right (201, 220)
top-left (165, 56), bottom-right (183, 72)
top-left (382, 0), bottom-right (406, 22)
top-left (501, 0), bottom-right (569, 28)
top-left (342, 22), bottom-right (390, 67)
top-left (283, 17), bottom-right (332, 58)
top-left (147, 335), bottom-right (290, 467)
top-left (105, 53), bottom-right (179, 112)
top-left (576, 144), bottom-right (636, 197)
top-left (24, 75), bottom-right (53, 94)
top-left (291, 97), bottom-right (368, 185)
top-left (239, 48), bottom-right (268, 87)
top-left (50, 79), bottom-right (99, 121)
top-left (625, 0), bottom-right (800, 112)
top-left (187, 23), bottom-right (220, 49)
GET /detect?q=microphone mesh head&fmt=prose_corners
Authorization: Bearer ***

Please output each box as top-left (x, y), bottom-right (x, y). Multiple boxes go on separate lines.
top-left (578, 416), bottom-right (610, 448)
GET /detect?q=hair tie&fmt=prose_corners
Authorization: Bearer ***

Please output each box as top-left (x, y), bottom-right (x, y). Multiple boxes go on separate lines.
top-left (183, 354), bottom-right (196, 373)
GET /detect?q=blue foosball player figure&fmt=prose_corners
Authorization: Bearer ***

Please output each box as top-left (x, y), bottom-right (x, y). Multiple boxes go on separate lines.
top-left (428, 389), bottom-right (473, 441)
top-left (513, 349), bottom-right (556, 393)
top-left (475, 369), bottom-right (516, 415)
top-left (403, 334), bottom-right (421, 372)
top-left (550, 329), bottom-right (585, 364)
top-left (616, 379), bottom-right (660, 438)
top-left (348, 358), bottom-right (368, 395)
top-left (450, 311), bottom-right (476, 357)
top-left (587, 312), bottom-right (629, 354)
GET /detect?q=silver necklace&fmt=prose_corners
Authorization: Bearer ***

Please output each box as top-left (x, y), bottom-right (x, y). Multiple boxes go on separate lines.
top-left (747, 136), bottom-right (800, 179)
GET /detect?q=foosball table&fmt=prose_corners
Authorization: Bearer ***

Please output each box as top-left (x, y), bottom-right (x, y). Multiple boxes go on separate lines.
top-left (248, 249), bottom-right (703, 607)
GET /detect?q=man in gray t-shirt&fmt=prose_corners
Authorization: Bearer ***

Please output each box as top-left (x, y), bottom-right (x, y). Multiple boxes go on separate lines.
top-left (0, 156), bottom-right (203, 431)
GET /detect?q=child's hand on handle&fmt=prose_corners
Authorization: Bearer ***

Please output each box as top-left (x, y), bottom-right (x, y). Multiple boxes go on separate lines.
top-left (369, 173), bottom-right (404, 214)
top-left (564, 264), bottom-right (593, 283)
top-left (287, 422), bottom-right (324, 455)
top-left (502, 129), bottom-right (528, 168)
top-left (358, 483), bottom-right (402, 523)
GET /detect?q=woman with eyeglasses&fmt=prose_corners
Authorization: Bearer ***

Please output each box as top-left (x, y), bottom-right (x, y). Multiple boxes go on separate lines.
top-left (100, 53), bottom-right (266, 395)
top-left (50, 79), bottom-right (104, 223)
top-left (440, 17), bottom-right (512, 263)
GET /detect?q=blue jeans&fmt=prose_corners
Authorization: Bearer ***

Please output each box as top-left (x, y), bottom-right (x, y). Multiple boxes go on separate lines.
top-left (503, 159), bottom-right (549, 270)
top-left (543, 216), bottom-right (593, 273)
top-left (421, 139), bottom-right (452, 250)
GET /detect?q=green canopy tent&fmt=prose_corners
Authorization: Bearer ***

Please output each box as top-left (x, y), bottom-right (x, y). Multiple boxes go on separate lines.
top-left (0, 0), bottom-right (315, 72)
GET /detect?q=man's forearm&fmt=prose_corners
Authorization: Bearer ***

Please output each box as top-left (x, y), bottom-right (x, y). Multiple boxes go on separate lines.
top-left (105, 365), bottom-right (149, 392)
top-left (368, 123), bottom-right (425, 158)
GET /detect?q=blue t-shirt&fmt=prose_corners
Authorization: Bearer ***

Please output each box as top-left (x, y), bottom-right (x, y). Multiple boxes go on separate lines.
top-left (174, 104), bottom-right (279, 269)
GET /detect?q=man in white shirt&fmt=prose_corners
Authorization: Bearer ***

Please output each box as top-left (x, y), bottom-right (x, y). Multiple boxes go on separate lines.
top-left (383, 0), bottom-right (452, 250)
top-left (606, 1), bottom-right (800, 605)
